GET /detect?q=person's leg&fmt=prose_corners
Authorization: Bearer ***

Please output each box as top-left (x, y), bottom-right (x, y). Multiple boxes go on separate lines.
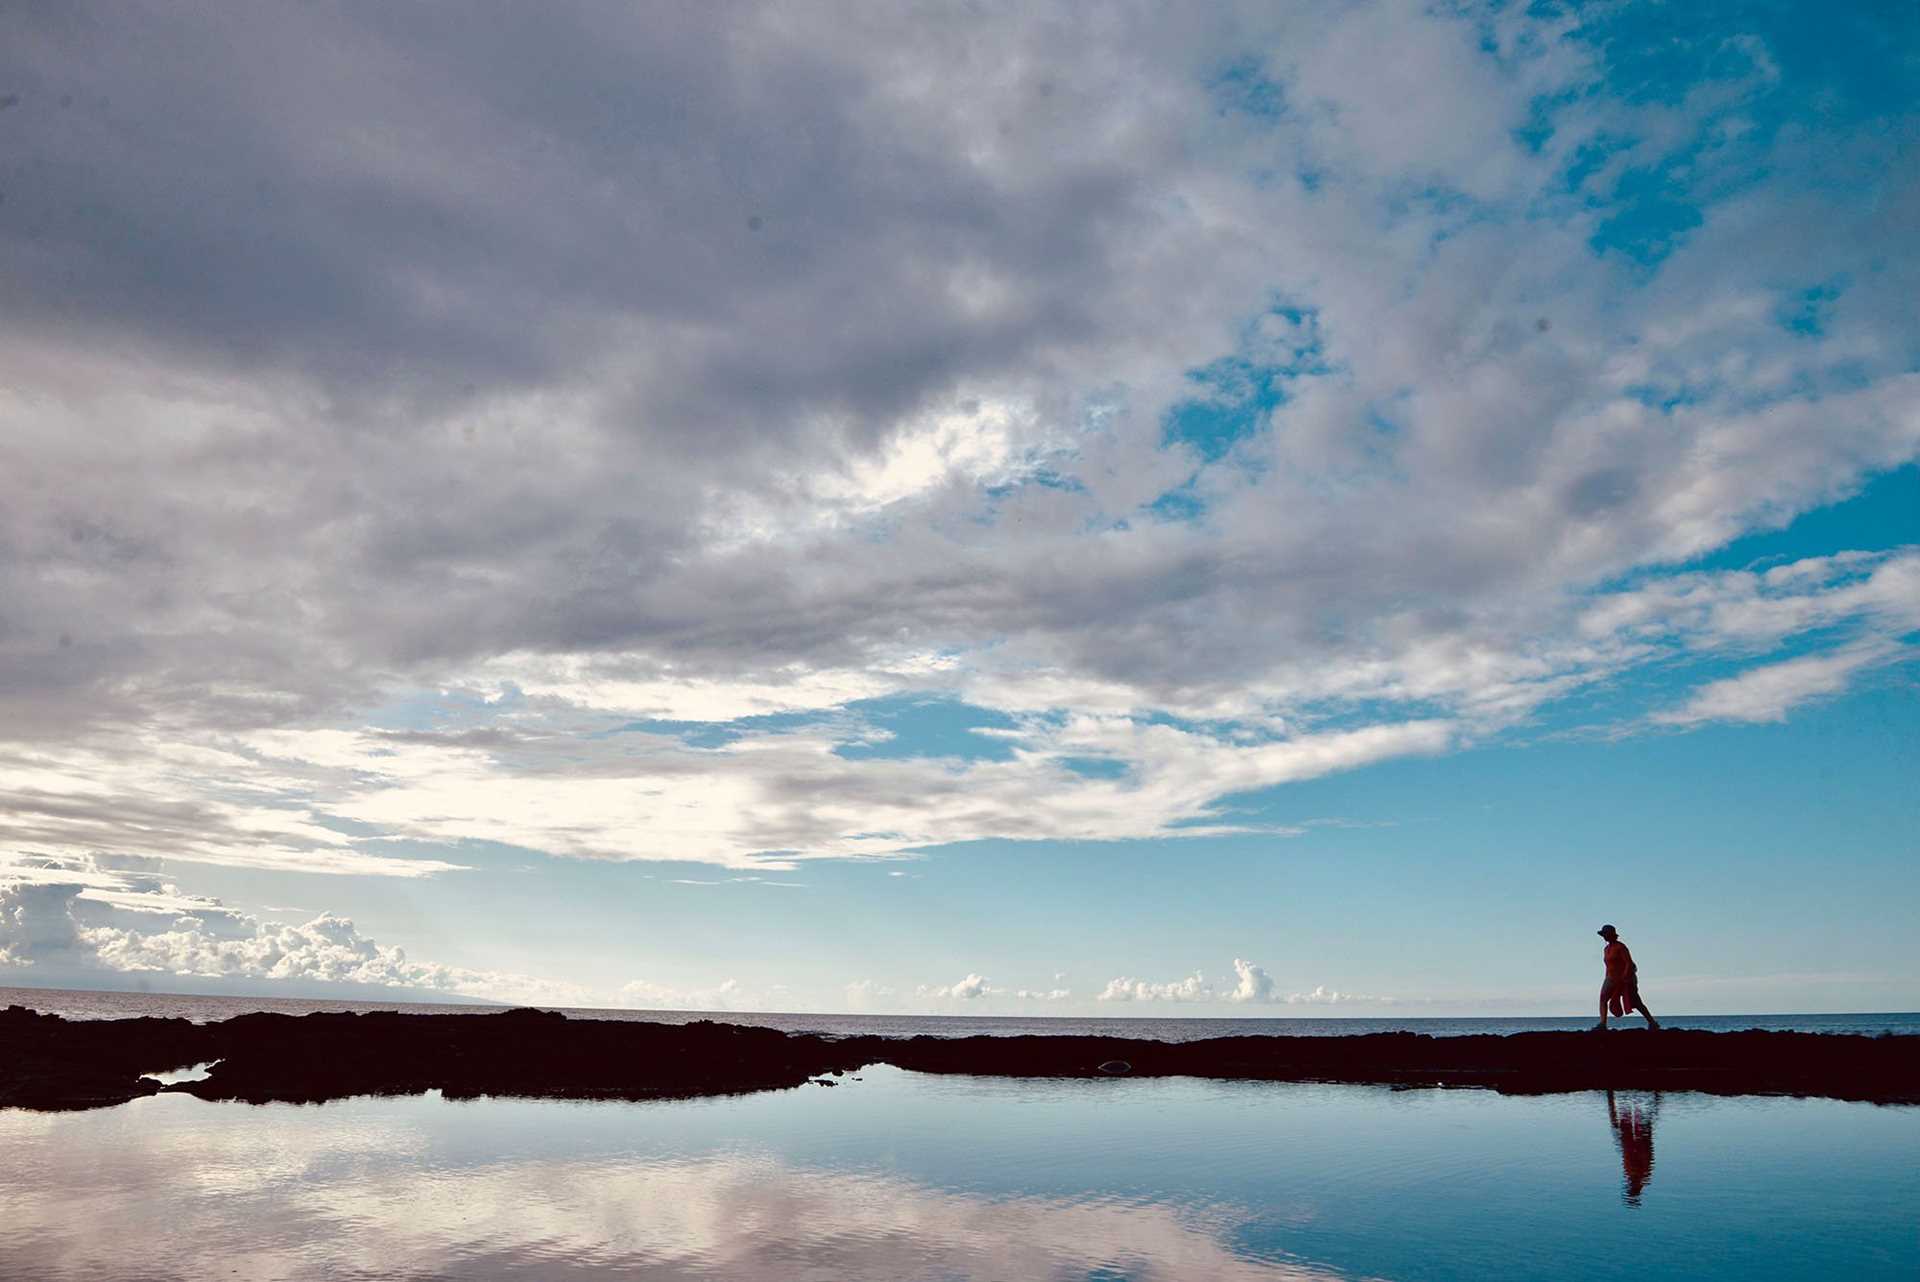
top-left (1595, 986), bottom-right (1611, 1030)
top-left (1630, 990), bottom-right (1659, 1029)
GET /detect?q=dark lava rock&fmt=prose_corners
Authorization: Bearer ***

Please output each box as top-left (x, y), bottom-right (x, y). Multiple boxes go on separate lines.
top-left (4, 1006), bottom-right (1915, 1112)
top-left (1, 1005), bottom-right (201, 1110)
top-left (176, 1009), bottom-right (866, 1106)
top-left (839, 1028), bottom-right (1920, 1102)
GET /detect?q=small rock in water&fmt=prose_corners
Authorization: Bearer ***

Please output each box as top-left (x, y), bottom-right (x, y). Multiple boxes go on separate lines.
top-left (1097, 1060), bottom-right (1131, 1075)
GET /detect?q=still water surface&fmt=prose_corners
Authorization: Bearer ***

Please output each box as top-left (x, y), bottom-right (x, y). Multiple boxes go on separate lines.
top-left (3, 1067), bottom-right (1915, 1281)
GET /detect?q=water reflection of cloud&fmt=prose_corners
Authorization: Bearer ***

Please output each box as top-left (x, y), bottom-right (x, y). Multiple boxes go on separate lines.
top-left (0, 1101), bottom-right (1361, 1281)
top-left (325, 1154), bottom-right (1369, 1280)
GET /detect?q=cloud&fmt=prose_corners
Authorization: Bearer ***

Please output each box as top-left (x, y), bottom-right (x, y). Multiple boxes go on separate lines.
top-left (908, 973), bottom-right (1073, 1004)
top-left (14, 544), bottom-right (1906, 879)
top-left (1098, 973), bottom-right (1215, 1003)
top-left (1279, 985), bottom-right (1385, 1007)
top-left (1580, 550), bottom-right (1920, 656)
top-left (842, 979), bottom-right (898, 1010)
top-left (0, 2), bottom-right (1916, 891)
top-left (4, 1147), bottom-right (1359, 1282)
top-left (948, 974), bottom-right (989, 1001)
top-left (1098, 960), bottom-right (1382, 1006)
top-left (0, 876), bottom-right (573, 1004)
top-left (1651, 642), bottom-right (1909, 727)
top-left (0, 852), bottom-right (1386, 1014)
top-left (224, 715), bottom-right (1454, 870)
top-left (0, 736), bottom-right (468, 878)
top-left (0, 881), bottom-right (88, 967)
top-left (918, 973), bottom-right (991, 1001)
top-left (617, 977), bottom-right (745, 1012)
top-left (1229, 958), bottom-right (1277, 1004)
top-left (0, 854), bottom-right (722, 1008)
top-left (667, 877), bottom-right (807, 888)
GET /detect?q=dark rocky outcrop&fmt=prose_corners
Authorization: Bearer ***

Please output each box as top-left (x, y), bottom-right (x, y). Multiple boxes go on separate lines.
top-left (849, 1028), bottom-right (1920, 1102)
top-left (4, 1004), bottom-right (1914, 1112)
top-left (0, 1005), bottom-right (204, 1110)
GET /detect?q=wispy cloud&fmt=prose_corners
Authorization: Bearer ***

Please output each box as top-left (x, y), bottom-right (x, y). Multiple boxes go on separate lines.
top-left (1652, 642), bottom-right (1909, 727)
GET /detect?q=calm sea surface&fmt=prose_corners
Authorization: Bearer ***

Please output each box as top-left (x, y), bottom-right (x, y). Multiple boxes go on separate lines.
top-left (6, 985), bottom-right (1919, 1037)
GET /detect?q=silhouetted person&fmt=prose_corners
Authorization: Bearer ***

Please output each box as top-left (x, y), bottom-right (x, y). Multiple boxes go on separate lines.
top-left (1593, 924), bottom-right (1659, 1030)
top-left (1606, 1090), bottom-right (1659, 1205)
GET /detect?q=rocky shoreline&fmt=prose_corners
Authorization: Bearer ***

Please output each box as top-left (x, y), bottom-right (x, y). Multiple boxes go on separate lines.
top-left (5, 1004), bottom-right (1915, 1111)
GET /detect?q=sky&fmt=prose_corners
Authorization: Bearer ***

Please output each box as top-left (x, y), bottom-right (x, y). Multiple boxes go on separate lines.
top-left (1, 1), bottom-right (1916, 1017)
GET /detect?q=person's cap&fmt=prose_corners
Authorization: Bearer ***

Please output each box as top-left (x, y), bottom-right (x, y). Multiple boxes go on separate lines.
top-left (1597, 924), bottom-right (1617, 937)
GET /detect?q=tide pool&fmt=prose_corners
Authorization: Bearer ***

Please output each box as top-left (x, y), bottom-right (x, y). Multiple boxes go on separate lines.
top-left (2, 1067), bottom-right (1914, 1280)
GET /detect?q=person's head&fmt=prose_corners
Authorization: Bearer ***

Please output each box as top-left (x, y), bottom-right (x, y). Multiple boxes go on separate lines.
top-left (1597, 924), bottom-right (1618, 941)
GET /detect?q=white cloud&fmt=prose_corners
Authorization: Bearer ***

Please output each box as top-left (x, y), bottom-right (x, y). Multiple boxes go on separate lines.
top-left (0, 737), bottom-right (467, 878)
top-left (0, 855), bottom-right (732, 1009)
top-left (868, 972), bottom-right (1078, 1006)
top-left (1652, 642), bottom-right (1907, 727)
top-left (1580, 550), bottom-right (1920, 654)
top-left (949, 973), bottom-right (988, 1001)
top-left (475, 653), bottom-right (951, 722)
top-left (1097, 960), bottom-right (1384, 1007)
top-left (918, 973), bottom-right (991, 1001)
top-left (2, 1148), bottom-right (1358, 1282)
top-left (1229, 958), bottom-right (1277, 1004)
top-left (1, 552), bottom-right (1908, 883)
top-left (1098, 972), bottom-right (1215, 1003)
top-left (1, 875), bottom-right (499, 996)
top-left (1280, 985), bottom-right (1382, 1007)
top-left (141, 715), bottom-right (1449, 871)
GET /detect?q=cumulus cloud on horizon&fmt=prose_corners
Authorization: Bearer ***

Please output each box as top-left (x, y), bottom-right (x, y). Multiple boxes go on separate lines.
top-left (0, 853), bottom-right (716, 1009)
top-left (1094, 959), bottom-right (1384, 1007)
top-left (3, 858), bottom-right (1331, 1013)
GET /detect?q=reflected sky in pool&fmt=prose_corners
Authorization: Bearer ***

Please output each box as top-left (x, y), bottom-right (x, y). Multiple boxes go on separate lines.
top-left (2, 1069), bottom-right (1915, 1281)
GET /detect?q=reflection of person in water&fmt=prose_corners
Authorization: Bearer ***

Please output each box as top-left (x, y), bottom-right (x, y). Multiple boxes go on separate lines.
top-left (1606, 1090), bottom-right (1660, 1206)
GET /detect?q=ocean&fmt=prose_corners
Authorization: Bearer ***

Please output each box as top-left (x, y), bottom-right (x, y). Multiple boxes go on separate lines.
top-left (6, 984), bottom-right (1917, 1038)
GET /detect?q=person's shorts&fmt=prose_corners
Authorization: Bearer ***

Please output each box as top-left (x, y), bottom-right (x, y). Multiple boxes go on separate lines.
top-left (1601, 978), bottom-right (1639, 1008)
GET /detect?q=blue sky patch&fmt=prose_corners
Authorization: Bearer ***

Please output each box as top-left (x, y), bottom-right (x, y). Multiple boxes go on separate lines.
top-left (832, 696), bottom-right (1020, 763)
top-left (1207, 56), bottom-right (1286, 120)
top-left (1057, 756), bottom-right (1130, 781)
top-left (1162, 356), bottom-right (1284, 463)
top-left (1777, 277), bottom-right (1848, 337)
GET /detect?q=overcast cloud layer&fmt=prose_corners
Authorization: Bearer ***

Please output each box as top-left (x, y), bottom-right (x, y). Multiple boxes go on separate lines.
top-left (3, 2), bottom-right (1916, 1006)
